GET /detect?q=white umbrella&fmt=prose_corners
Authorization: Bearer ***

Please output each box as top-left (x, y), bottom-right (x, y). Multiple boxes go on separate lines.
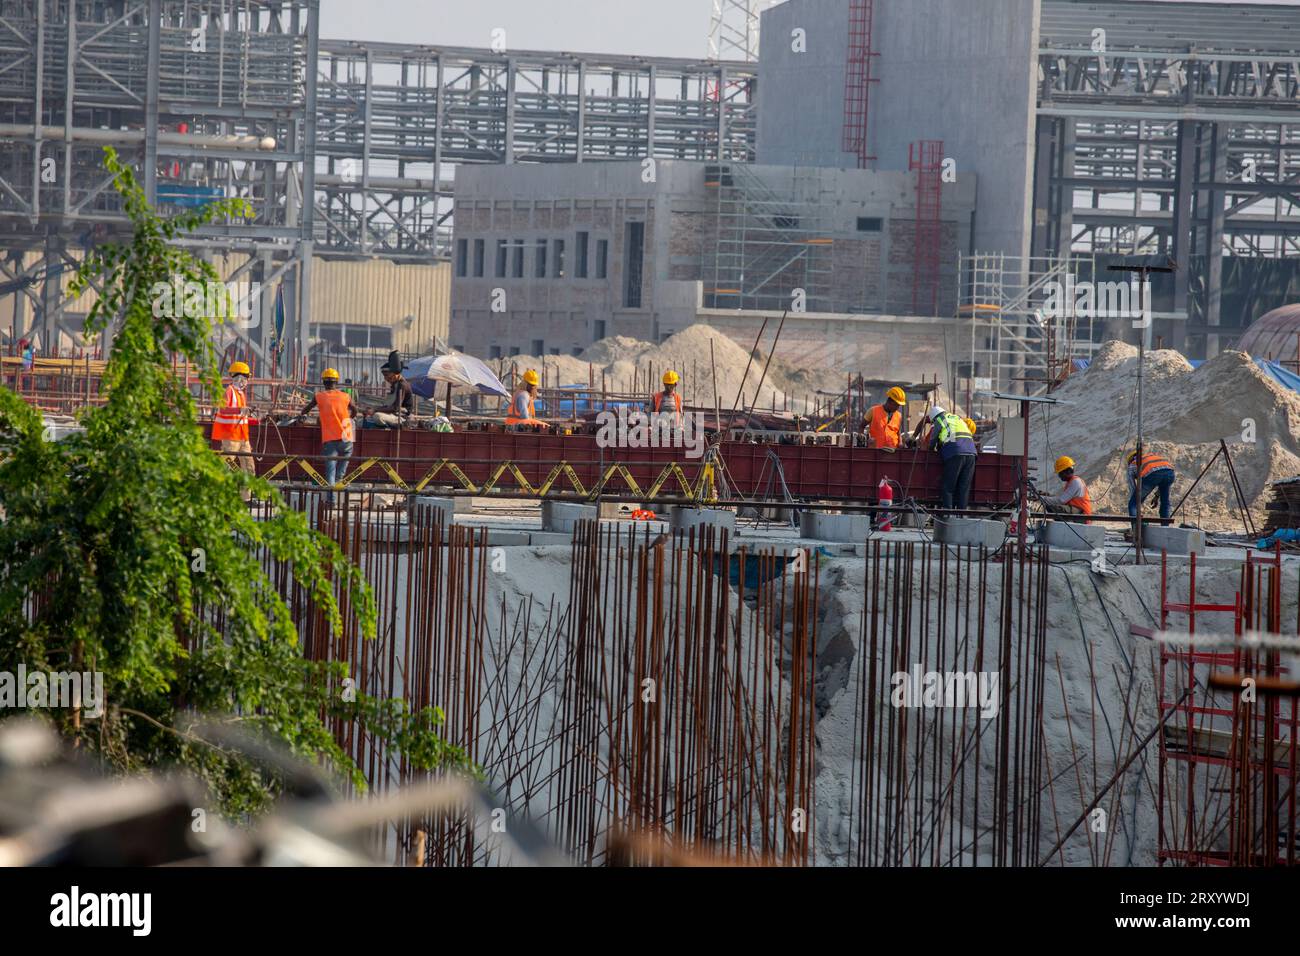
top-left (403, 352), bottom-right (510, 399)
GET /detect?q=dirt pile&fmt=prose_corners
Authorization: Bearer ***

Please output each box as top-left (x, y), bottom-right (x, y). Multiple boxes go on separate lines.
top-left (499, 324), bottom-right (855, 414)
top-left (1029, 342), bottom-right (1300, 530)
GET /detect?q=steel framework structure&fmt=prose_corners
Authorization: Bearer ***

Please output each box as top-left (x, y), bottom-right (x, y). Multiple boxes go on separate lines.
top-left (315, 40), bottom-right (757, 262)
top-left (0, 1), bottom-right (757, 368)
top-left (1034, 0), bottom-right (1300, 358)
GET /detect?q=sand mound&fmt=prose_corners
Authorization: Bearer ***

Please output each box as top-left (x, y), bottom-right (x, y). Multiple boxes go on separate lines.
top-left (1030, 343), bottom-right (1300, 530)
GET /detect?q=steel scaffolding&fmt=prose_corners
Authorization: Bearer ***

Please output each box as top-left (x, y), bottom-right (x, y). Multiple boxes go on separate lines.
top-left (703, 162), bottom-right (838, 314)
top-left (840, 0), bottom-right (876, 169)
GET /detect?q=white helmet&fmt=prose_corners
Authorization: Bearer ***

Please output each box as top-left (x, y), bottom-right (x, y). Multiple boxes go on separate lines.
top-left (928, 406), bottom-right (946, 421)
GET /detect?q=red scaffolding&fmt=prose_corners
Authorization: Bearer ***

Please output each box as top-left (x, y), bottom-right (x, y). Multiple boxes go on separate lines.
top-left (841, 0), bottom-right (877, 168)
top-left (1136, 550), bottom-right (1298, 866)
top-left (909, 139), bottom-right (944, 316)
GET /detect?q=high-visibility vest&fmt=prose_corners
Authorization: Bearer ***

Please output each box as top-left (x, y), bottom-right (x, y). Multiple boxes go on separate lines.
top-left (505, 389), bottom-right (538, 426)
top-left (212, 384), bottom-right (249, 441)
top-left (1135, 453), bottom-right (1174, 479)
top-left (652, 390), bottom-right (683, 426)
top-left (1064, 478), bottom-right (1094, 517)
top-left (867, 404), bottom-right (901, 449)
top-left (316, 389), bottom-right (354, 443)
top-left (934, 413), bottom-right (973, 448)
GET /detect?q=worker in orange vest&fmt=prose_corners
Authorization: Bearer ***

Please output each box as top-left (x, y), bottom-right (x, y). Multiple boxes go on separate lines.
top-left (651, 370), bottom-right (684, 429)
top-left (1040, 455), bottom-right (1094, 523)
top-left (1127, 449), bottom-right (1176, 521)
top-left (212, 360), bottom-right (257, 501)
top-left (505, 369), bottom-right (546, 429)
top-left (299, 367), bottom-right (357, 506)
top-left (864, 386), bottom-right (905, 451)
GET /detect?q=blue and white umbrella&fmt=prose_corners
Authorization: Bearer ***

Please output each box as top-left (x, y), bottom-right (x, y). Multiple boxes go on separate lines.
top-left (403, 352), bottom-right (510, 399)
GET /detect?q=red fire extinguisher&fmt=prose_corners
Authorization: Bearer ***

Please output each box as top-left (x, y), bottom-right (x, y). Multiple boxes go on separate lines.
top-left (877, 478), bottom-right (894, 532)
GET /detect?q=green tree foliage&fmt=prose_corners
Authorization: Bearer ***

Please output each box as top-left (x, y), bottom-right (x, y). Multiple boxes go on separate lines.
top-left (0, 148), bottom-right (470, 815)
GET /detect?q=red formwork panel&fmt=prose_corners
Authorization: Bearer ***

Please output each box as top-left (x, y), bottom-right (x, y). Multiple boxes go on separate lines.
top-left (224, 424), bottom-right (1022, 505)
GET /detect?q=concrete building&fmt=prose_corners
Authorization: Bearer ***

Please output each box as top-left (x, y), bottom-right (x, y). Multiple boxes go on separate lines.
top-left (448, 159), bottom-right (975, 379)
top-left (757, 0), bottom-right (1040, 266)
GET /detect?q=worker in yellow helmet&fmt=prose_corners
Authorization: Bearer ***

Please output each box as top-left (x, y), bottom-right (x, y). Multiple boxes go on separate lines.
top-left (651, 370), bottom-right (684, 429)
top-left (212, 360), bottom-right (257, 501)
top-left (1039, 455), bottom-right (1094, 523)
top-left (506, 368), bottom-right (546, 429)
top-left (299, 368), bottom-right (358, 507)
top-left (864, 386), bottom-right (906, 451)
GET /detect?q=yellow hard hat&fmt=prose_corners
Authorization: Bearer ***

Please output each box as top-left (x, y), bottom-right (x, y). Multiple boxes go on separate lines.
top-left (228, 361), bottom-right (251, 376)
top-left (964, 418), bottom-right (976, 434)
top-left (522, 369), bottom-right (540, 386)
top-left (886, 387), bottom-right (906, 405)
top-left (1055, 456), bottom-right (1075, 474)
top-left (663, 370), bottom-right (680, 386)
top-left (322, 367), bottom-right (340, 381)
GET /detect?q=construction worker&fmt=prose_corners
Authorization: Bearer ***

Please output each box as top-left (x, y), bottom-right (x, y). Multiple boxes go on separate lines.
top-left (1040, 456), bottom-right (1094, 522)
top-left (212, 360), bottom-right (256, 501)
top-left (363, 358), bottom-right (414, 429)
top-left (505, 369), bottom-right (546, 429)
top-left (651, 370), bottom-right (684, 429)
top-left (1128, 449), bottom-right (1176, 521)
top-left (864, 386), bottom-right (905, 451)
top-left (923, 406), bottom-right (977, 512)
top-left (299, 368), bottom-right (357, 506)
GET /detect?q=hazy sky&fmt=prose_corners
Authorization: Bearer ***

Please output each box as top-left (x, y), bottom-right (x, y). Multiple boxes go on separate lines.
top-left (319, 0), bottom-right (1300, 57)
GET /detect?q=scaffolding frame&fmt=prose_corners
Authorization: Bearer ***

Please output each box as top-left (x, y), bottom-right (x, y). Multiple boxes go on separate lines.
top-left (958, 252), bottom-right (1103, 416)
top-left (703, 163), bottom-right (838, 314)
top-left (910, 139), bottom-right (943, 315)
top-left (1138, 550), bottom-right (1299, 867)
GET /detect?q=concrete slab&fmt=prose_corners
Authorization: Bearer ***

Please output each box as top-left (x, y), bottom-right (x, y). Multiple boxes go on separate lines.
top-left (935, 517), bottom-right (1007, 550)
top-left (1142, 525), bottom-right (1207, 556)
top-left (599, 501), bottom-right (637, 519)
top-left (528, 531), bottom-right (575, 547)
top-left (483, 530), bottom-right (532, 547)
top-left (541, 501), bottom-right (597, 533)
top-left (670, 507), bottom-right (736, 534)
top-left (800, 511), bottom-right (871, 543)
top-left (1042, 521), bottom-right (1106, 551)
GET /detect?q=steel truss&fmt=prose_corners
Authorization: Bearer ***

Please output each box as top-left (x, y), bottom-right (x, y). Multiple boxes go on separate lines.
top-left (1034, 0), bottom-right (1300, 357)
top-left (315, 40), bottom-right (756, 262)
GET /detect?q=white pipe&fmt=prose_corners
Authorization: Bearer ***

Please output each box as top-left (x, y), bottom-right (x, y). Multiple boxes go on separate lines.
top-left (0, 124), bottom-right (276, 150)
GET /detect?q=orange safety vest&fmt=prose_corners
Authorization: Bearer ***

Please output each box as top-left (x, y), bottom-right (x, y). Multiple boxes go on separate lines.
top-left (867, 404), bottom-right (901, 449)
top-left (316, 389), bottom-right (354, 443)
top-left (1135, 453), bottom-right (1174, 479)
top-left (1064, 478), bottom-right (1094, 519)
top-left (212, 384), bottom-right (249, 441)
top-left (652, 390), bottom-right (683, 426)
top-left (506, 389), bottom-right (539, 426)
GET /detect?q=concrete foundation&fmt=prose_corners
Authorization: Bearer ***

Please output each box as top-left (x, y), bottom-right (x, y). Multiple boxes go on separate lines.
top-left (800, 511), bottom-right (871, 543)
top-left (541, 501), bottom-right (597, 533)
top-left (1142, 525), bottom-right (1207, 556)
top-left (670, 507), bottom-right (736, 535)
top-left (935, 517), bottom-right (1007, 549)
top-left (410, 495), bottom-right (456, 524)
top-left (1042, 520), bottom-right (1105, 551)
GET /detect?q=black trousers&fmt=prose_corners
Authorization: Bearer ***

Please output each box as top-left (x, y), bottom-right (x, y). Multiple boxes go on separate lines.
top-left (942, 454), bottom-right (977, 511)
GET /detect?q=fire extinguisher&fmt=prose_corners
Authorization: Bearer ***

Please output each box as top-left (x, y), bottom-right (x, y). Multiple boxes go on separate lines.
top-left (877, 478), bottom-right (894, 532)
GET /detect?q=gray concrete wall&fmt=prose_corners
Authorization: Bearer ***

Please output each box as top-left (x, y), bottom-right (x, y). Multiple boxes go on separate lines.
top-left (757, 0), bottom-right (1041, 262)
top-left (449, 158), bottom-right (976, 357)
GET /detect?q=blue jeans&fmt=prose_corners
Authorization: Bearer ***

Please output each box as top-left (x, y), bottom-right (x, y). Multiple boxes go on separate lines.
top-left (1129, 468), bottom-right (1175, 520)
top-left (323, 439), bottom-right (353, 504)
